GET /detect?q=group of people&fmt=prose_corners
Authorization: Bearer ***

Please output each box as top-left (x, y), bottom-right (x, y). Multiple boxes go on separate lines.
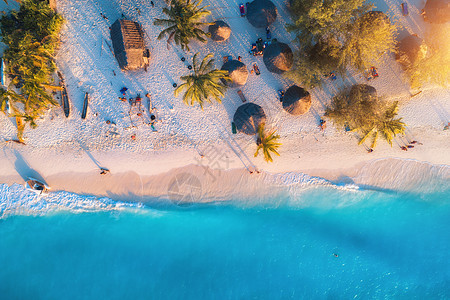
top-left (119, 88), bottom-right (160, 138)
top-left (366, 66), bottom-right (379, 81)
top-left (400, 140), bottom-right (422, 151)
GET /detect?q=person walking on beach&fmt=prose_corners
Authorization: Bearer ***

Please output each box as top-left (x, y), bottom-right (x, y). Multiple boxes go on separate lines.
top-left (100, 168), bottom-right (110, 175)
top-left (319, 119), bottom-right (327, 131)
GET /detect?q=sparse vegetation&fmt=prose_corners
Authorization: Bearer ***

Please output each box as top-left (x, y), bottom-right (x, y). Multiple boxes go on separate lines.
top-left (325, 87), bottom-right (405, 148)
top-left (340, 11), bottom-right (397, 71)
top-left (254, 124), bottom-right (282, 163)
top-left (0, 0), bottom-right (63, 141)
top-left (286, 0), bottom-right (396, 87)
top-left (154, 0), bottom-right (211, 51)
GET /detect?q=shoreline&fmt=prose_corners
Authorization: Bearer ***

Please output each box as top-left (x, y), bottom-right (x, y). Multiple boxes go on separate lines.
top-left (1, 156), bottom-right (449, 205)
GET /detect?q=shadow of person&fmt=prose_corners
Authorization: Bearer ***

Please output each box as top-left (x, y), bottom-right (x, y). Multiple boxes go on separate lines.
top-left (13, 150), bottom-right (47, 184)
top-left (77, 140), bottom-right (108, 172)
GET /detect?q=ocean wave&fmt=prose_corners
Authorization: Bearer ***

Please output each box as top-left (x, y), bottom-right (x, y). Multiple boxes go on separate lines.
top-left (265, 158), bottom-right (449, 193)
top-left (1, 158), bottom-right (448, 217)
top-left (0, 183), bottom-right (143, 219)
top-left (352, 158), bottom-right (450, 193)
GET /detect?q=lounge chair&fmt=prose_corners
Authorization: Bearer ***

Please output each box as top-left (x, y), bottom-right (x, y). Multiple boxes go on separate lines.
top-left (237, 90), bottom-right (247, 103)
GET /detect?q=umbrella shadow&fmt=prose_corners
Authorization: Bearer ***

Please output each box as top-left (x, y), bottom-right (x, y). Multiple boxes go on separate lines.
top-left (12, 150), bottom-right (47, 184)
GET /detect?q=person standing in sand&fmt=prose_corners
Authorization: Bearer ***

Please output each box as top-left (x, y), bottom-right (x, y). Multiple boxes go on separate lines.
top-left (100, 168), bottom-right (110, 175)
top-left (319, 119), bottom-right (327, 131)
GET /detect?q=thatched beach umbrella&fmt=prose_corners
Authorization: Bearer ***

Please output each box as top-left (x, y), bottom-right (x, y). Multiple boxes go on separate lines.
top-left (246, 0), bottom-right (277, 28)
top-left (110, 19), bottom-right (147, 70)
top-left (221, 60), bottom-right (249, 87)
top-left (233, 103), bottom-right (266, 135)
top-left (395, 34), bottom-right (428, 68)
top-left (282, 85), bottom-right (311, 115)
top-left (423, 0), bottom-right (450, 23)
top-left (263, 42), bottom-right (293, 74)
top-left (208, 21), bottom-right (231, 42)
top-left (349, 84), bottom-right (377, 102)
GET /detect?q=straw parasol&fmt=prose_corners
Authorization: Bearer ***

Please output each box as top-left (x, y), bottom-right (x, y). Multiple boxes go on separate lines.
top-left (263, 42), bottom-right (293, 74)
top-left (282, 85), bottom-right (311, 115)
top-left (208, 21), bottom-right (231, 42)
top-left (233, 103), bottom-right (266, 135)
top-left (221, 60), bottom-right (249, 87)
top-left (349, 84), bottom-right (377, 102)
top-left (246, 0), bottom-right (277, 28)
top-left (110, 19), bottom-right (147, 70)
top-left (395, 34), bottom-right (428, 68)
top-left (423, 0), bottom-right (450, 23)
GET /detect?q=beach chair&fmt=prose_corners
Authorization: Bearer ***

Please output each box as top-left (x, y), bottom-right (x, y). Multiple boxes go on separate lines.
top-left (223, 55), bottom-right (232, 63)
top-left (250, 43), bottom-right (257, 55)
top-left (401, 3), bottom-right (408, 16)
top-left (256, 38), bottom-right (264, 55)
top-left (371, 67), bottom-right (379, 78)
top-left (239, 3), bottom-right (245, 17)
top-left (266, 27), bottom-right (272, 40)
top-left (252, 63), bottom-right (260, 75)
top-left (237, 90), bottom-right (247, 103)
top-left (278, 90), bottom-right (284, 102)
top-left (329, 71), bottom-right (337, 80)
top-left (365, 69), bottom-right (373, 81)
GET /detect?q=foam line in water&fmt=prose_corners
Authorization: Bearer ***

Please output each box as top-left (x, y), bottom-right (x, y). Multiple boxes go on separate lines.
top-left (0, 183), bottom-right (143, 219)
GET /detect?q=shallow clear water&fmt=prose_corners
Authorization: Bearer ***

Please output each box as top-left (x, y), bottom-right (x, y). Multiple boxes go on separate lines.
top-left (0, 186), bottom-right (449, 299)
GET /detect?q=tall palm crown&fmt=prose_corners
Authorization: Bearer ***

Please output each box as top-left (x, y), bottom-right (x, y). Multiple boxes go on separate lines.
top-left (254, 124), bottom-right (282, 163)
top-left (174, 53), bottom-right (230, 109)
top-left (358, 101), bottom-right (405, 148)
top-left (154, 0), bottom-right (211, 51)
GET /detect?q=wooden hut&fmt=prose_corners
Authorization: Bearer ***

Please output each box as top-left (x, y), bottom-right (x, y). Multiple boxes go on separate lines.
top-left (110, 19), bottom-right (149, 70)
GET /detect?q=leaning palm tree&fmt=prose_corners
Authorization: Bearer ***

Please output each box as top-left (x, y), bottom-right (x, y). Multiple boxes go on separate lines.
top-left (254, 124), bottom-right (282, 163)
top-left (174, 53), bottom-right (230, 109)
top-left (358, 101), bottom-right (405, 148)
top-left (154, 0), bottom-right (211, 51)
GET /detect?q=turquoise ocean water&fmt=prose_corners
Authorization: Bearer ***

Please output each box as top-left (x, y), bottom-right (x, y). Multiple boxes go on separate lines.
top-left (0, 185), bottom-right (449, 299)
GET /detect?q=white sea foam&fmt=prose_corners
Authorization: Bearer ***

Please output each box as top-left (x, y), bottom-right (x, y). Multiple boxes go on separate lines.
top-left (352, 159), bottom-right (450, 193)
top-left (0, 183), bottom-right (142, 219)
top-left (265, 171), bottom-right (330, 187)
top-left (1, 159), bottom-right (448, 217)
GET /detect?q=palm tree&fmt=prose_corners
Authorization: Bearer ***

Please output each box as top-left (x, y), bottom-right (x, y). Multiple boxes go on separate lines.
top-left (154, 0), bottom-right (211, 51)
top-left (254, 124), bottom-right (282, 163)
top-left (358, 101), bottom-right (405, 148)
top-left (174, 53), bottom-right (230, 109)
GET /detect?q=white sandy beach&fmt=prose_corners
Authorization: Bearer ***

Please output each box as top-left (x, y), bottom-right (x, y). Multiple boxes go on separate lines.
top-left (0, 0), bottom-right (449, 204)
